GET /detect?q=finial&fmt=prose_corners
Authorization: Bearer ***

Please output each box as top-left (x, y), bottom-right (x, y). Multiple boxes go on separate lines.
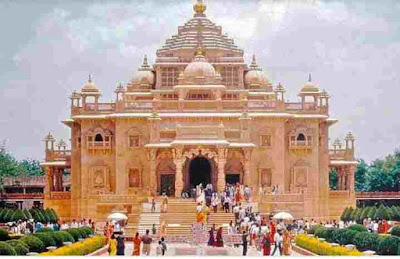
top-left (249, 54), bottom-right (261, 71)
top-left (138, 54), bottom-right (153, 71)
top-left (308, 73), bottom-right (312, 82)
top-left (88, 74), bottom-right (92, 83)
top-left (193, 0), bottom-right (206, 17)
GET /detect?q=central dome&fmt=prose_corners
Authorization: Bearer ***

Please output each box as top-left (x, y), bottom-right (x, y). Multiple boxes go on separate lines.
top-left (183, 51), bottom-right (216, 78)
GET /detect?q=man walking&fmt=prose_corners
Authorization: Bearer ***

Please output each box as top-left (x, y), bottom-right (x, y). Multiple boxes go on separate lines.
top-left (141, 229), bottom-right (153, 256)
top-left (242, 230), bottom-right (248, 256)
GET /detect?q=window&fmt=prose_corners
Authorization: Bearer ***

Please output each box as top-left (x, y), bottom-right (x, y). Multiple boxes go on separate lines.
top-left (95, 134), bottom-right (103, 142)
top-left (297, 133), bottom-right (306, 141)
top-left (161, 67), bottom-right (179, 87)
top-left (222, 93), bottom-right (239, 100)
top-left (129, 135), bottom-right (140, 147)
top-left (129, 169), bottom-right (140, 187)
top-left (260, 135), bottom-right (272, 147)
top-left (77, 137), bottom-right (81, 148)
top-left (260, 169), bottom-right (272, 187)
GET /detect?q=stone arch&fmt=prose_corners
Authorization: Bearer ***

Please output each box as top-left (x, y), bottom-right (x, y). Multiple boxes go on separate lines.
top-left (225, 150), bottom-right (244, 185)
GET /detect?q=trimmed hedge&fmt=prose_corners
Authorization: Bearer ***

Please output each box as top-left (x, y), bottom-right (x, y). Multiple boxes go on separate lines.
top-left (307, 225), bottom-right (320, 234)
top-left (314, 227), bottom-right (326, 238)
top-left (58, 231), bottom-right (75, 243)
top-left (390, 226), bottom-right (400, 237)
top-left (0, 241), bottom-right (17, 255)
top-left (36, 227), bottom-right (54, 233)
top-left (20, 235), bottom-right (45, 253)
top-left (0, 229), bottom-right (10, 241)
top-left (6, 240), bottom-right (29, 255)
top-left (330, 229), bottom-right (347, 245)
top-left (66, 229), bottom-right (80, 242)
top-left (34, 232), bottom-right (56, 248)
top-left (0, 208), bottom-right (59, 224)
top-left (39, 235), bottom-right (106, 256)
top-left (353, 232), bottom-right (380, 252)
top-left (348, 224), bottom-right (368, 232)
top-left (377, 236), bottom-right (400, 255)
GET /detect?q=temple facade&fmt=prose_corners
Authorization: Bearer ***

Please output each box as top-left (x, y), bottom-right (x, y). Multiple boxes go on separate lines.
top-left (41, 0), bottom-right (357, 222)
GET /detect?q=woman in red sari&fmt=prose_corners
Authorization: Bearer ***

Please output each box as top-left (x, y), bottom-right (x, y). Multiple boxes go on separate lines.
top-left (132, 232), bottom-right (141, 256)
top-left (215, 227), bottom-right (224, 247)
top-left (262, 233), bottom-right (273, 256)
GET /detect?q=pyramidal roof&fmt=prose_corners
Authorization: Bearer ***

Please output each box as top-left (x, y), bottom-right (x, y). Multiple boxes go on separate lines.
top-left (157, 0), bottom-right (243, 55)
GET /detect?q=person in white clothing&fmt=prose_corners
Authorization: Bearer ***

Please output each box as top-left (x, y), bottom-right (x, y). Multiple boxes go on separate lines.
top-left (70, 219), bottom-right (79, 228)
top-left (373, 221), bottom-right (379, 233)
top-left (227, 221), bottom-right (234, 235)
top-left (271, 230), bottom-right (283, 255)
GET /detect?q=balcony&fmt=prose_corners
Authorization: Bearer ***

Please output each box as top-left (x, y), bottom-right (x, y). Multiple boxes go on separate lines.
top-left (289, 140), bottom-right (312, 151)
top-left (88, 141), bottom-right (112, 149)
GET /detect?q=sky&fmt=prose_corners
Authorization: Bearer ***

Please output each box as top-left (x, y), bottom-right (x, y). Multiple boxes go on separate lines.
top-left (0, 0), bottom-right (399, 163)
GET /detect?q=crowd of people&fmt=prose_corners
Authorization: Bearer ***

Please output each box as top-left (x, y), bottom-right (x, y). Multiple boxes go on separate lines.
top-left (8, 218), bottom-right (95, 235)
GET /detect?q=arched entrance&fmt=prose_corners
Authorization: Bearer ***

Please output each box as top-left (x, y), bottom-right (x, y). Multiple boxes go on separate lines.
top-left (189, 156), bottom-right (211, 188)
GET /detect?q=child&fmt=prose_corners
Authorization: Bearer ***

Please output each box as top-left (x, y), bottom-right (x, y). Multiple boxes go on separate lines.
top-left (156, 241), bottom-right (163, 256)
top-left (161, 237), bottom-right (167, 255)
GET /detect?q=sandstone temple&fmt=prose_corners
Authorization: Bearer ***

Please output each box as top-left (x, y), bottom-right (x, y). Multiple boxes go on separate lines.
top-left (41, 0), bottom-right (358, 229)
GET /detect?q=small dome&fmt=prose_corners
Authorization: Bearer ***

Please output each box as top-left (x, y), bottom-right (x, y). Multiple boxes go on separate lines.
top-left (131, 55), bottom-right (155, 86)
top-left (81, 75), bottom-right (101, 95)
top-left (244, 55), bottom-right (270, 88)
top-left (300, 74), bottom-right (320, 93)
top-left (183, 50), bottom-right (216, 78)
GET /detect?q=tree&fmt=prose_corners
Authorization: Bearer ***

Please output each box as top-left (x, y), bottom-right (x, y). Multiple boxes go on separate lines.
top-left (355, 159), bottom-right (368, 191)
top-left (374, 204), bottom-right (390, 220)
top-left (340, 207), bottom-right (348, 221)
top-left (345, 207), bottom-right (354, 222)
top-left (329, 169), bottom-right (338, 190)
top-left (360, 207), bottom-right (371, 221)
top-left (368, 206), bottom-right (377, 219)
top-left (19, 159), bottom-right (44, 176)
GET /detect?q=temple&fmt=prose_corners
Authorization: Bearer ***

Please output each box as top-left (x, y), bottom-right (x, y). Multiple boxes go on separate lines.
top-left (41, 0), bottom-right (357, 225)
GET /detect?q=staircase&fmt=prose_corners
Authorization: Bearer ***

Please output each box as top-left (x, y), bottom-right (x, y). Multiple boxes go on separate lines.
top-left (137, 213), bottom-right (160, 234)
top-left (124, 213), bottom-right (140, 236)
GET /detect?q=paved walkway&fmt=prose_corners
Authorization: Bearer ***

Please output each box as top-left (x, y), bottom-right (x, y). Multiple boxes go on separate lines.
top-left (122, 243), bottom-right (303, 256)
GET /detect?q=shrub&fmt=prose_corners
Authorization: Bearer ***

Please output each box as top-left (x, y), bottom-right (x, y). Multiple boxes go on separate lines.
top-left (59, 231), bottom-right (75, 243)
top-left (51, 208), bottom-right (59, 222)
top-left (66, 229), bottom-right (80, 242)
top-left (307, 225), bottom-right (320, 235)
top-left (3, 210), bottom-right (13, 223)
top-left (367, 206), bottom-right (377, 219)
top-left (314, 227), bottom-right (326, 238)
top-left (36, 227), bottom-right (54, 233)
top-left (374, 204), bottom-right (389, 220)
top-left (81, 227), bottom-right (93, 236)
top-left (23, 209), bottom-right (33, 220)
top-left (295, 234), bottom-right (363, 256)
top-left (340, 207), bottom-right (348, 221)
top-left (348, 224), bottom-right (368, 232)
top-left (377, 236), bottom-right (400, 255)
top-left (11, 210), bottom-right (27, 222)
top-left (390, 226), bottom-right (400, 237)
top-left (360, 207), bottom-right (371, 221)
top-left (343, 230), bottom-right (358, 245)
top-left (76, 228), bottom-right (88, 239)
top-left (20, 235), bottom-right (45, 253)
top-left (0, 209), bottom-right (6, 223)
top-left (330, 229), bottom-right (347, 245)
top-left (34, 232), bottom-right (56, 248)
top-left (49, 231), bottom-right (65, 247)
top-left (0, 241), bottom-right (17, 255)
top-left (353, 232), bottom-right (380, 251)
top-left (323, 228), bottom-right (335, 242)
top-left (0, 229), bottom-right (10, 241)
top-left (6, 240), bottom-right (29, 255)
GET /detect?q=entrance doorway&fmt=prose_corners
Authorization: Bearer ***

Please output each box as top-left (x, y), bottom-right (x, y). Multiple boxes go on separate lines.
top-left (189, 157), bottom-right (211, 188)
top-left (225, 174), bottom-right (240, 185)
top-left (160, 174), bottom-right (175, 196)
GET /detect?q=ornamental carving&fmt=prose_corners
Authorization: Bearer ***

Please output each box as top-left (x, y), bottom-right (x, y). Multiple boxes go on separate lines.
top-left (182, 148), bottom-right (218, 160)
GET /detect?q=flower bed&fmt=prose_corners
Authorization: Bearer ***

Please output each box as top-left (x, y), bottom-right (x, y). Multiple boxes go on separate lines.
top-left (295, 234), bottom-right (364, 256)
top-left (39, 235), bottom-right (106, 256)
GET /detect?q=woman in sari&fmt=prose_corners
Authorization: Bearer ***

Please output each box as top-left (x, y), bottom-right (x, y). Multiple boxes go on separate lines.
top-left (207, 224), bottom-right (215, 246)
top-left (132, 232), bottom-right (141, 256)
top-left (235, 186), bottom-right (241, 203)
top-left (215, 227), bottom-right (224, 247)
top-left (197, 211), bottom-right (204, 223)
top-left (160, 221), bottom-right (168, 237)
top-left (282, 229), bottom-right (292, 256)
top-left (204, 206), bottom-right (211, 224)
top-left (262, 233), bottom-right (273, 256)
top-left (108, 234), bottom-right (117, 256)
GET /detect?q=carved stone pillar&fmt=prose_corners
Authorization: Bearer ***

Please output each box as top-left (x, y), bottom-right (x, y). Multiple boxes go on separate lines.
top-left (348, 165), bottom-right (355, 192)
top-left (148, 149), bottom-right (158, 196)
top-left (217, 147), bottom-right (227, 191)
top-left (173, 148), bottom-right (184, 197)
top-left (243, 149), bottom-right (252, 186)
top-left (44, 167), bottom-right (54, 199)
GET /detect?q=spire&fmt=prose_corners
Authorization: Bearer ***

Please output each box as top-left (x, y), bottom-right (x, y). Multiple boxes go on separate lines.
top-left (88, 74), bottom-right (92, 83)
top-left (138, 54), bottom-right (153, 71)
top-left (249, 54), bottom-right (262, 71)
top-left (193, 0), bottom-right (206, 17)
top-left (308, 73), bottom-right (312, 82)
